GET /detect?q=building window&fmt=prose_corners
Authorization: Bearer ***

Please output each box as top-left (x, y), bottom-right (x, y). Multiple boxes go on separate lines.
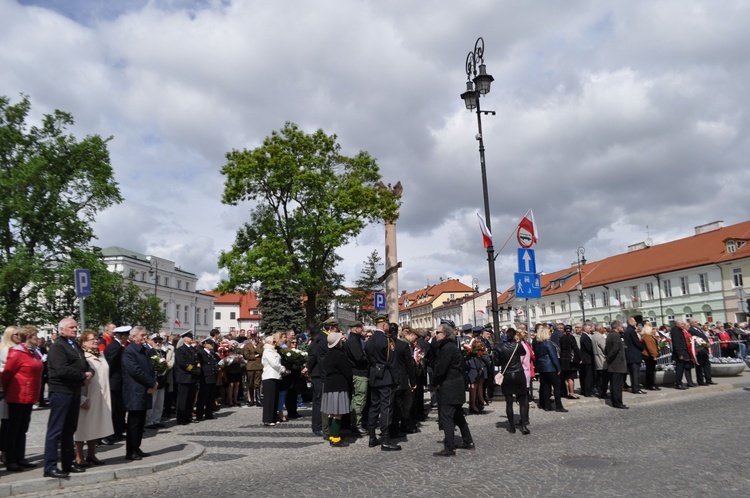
top-left (541, 303), bottom-right (546, 315)
top-left (230, 311), bottom-right (236, 320)
top-left (630, 286), bottom-right (638, 304)
top-left (699, 273), bottom-right (708, 293)
top-left (215, 311), bottom-right (221, 320)
top-left (550, 302), bottom-right (556, 314)
top-left (646, 282), bottom-right (654, 300)
top-left (685, 312), bottom-right (693, 319)
top-left (614, 290), bottom-right (621, 305)
top-left (177, 280), bottom-right (182, 290)
top-left (204, 309), bottom-right (208, 325)
top-left (560, 300), bottom-right (566, 312)
top-left (184, 306), bottom-right (188, 323)
top-left (663, 279), bottom-right (672, 298)
top-left (196, 308), bottom-right (200, 322)
top-left (667, 314), bottom-right (675, 326)
top-left (251, 310), bottom-right (259, 316)
top-left (680, 277), bottom-right (689, 295)
top-left (732, 268), bottom-right (743, 287)
top-left (162, 302), bottom-right (168, 319)
top-left (175, 304), bottom-right (180, 319)
top-left (727, 240), bottom-right (736, 253)
top-left (602, 291), bottom-right (608, 307)
top-left (185, 282), bottom-right (190, 291)
top-left (141, 271), bottom-right (146, 282)
top-left (164, 277), bottom-right (170, 287)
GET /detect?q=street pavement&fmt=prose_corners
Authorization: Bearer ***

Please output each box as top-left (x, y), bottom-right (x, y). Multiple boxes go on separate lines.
top-left (2, 369), bottom-right (750, 497)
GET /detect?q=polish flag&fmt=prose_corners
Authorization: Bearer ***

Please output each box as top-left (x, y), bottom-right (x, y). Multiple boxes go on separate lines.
top-left (174, 319), bottom-right (181, 327)
top-left (477, 213), bottom-right (493, 249)
top-left (517, 209), bottom-right (539, 246)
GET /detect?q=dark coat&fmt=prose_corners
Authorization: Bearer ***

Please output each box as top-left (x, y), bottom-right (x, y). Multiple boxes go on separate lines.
top-left (47, 336), bottom-right (91, 395)
top-left (579, 333), bottom-right (594, 365)
top-left (392, 338), bottom-right (416, 391)
top-left (175, 344), bottom-right (201, 384)
top-left (364, 329), bottom-right (396, 387)
top-left (323, 346), bottom-right (353, 393)
top-left (623, 325), bottom-right (645, 364)
top-left (197, 347), bottom-right (219, 384)
top-left (344, 332), bottom-right (369, 376)
top-left (534, 340), bottom-right (561, 373)
top-left (122, 342), bottom-right (156, 411)
top-left (559, 333), bottom-right (581, 371)
top-left (605, 331), bottom-right (627, 374)
top-left (103, 339), bottom-right (125, 391)
top-left (670, 326), bottom-right (689, 360)
top-left (431, 338), bottom-right (466, 406)
top-left (305, 333), bottom-right (329, 378)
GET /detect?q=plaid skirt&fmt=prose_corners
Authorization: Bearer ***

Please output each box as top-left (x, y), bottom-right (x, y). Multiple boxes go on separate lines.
top-left (321, 390), bottom-right (350, 415)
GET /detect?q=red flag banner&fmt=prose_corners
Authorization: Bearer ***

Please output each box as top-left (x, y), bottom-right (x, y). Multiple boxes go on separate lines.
top-left (174, 319), bottom-right (181, 327)
top-left (517, 209), bottom-right (539, 248)
top-left (477, 213), bottom-right (493, 249)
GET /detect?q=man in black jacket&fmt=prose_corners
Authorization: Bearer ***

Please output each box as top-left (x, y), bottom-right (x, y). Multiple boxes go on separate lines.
top-left (103, 326), bottom-right (131, 444)
top-left (670, 321), bottom-right (690, 390)
top-left (432, 322), bottom-right (474, 456)
top-left (389, 323), bottom-right (417, 437)
top-left (344, 321), bottom-right (369, 435)
top-left (122, 326), bottom-right (157, 460)
top-left (688, 318), bottom-right (716, 385)
top-left (302, 323), bottom-right (331, 437)
top-left (174, 330), bottom-right (201, 425)
top-left (196, 339), bottom-right (219, 421)
top-left (364, 315), bottom-right (400, 451)
top-left (623, 317), bottom-right (646, 394)
top-left (605, 320), bottom-right (628, 409)
top-left (578, 322), bottom-right (595, 396)
top-left (43, 318), bottom-right (93, 478)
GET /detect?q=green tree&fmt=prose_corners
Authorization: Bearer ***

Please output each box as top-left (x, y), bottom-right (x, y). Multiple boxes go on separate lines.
top-left (257, 283), bottom-right (306, 335)
top-left (219, 122), bottom-right (399, 328)
top-left (0, 95), bottom-right (122, 325)
top-left (339, 250), bottom-right (383, 324)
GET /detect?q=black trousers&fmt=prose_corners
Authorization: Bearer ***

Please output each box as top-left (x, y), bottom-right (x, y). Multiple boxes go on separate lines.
top-left (261, 379), bottom-right (279, 424)
top-left (439, 402), bottom-right (472, 451)
top-left (643, 358), bottom-right (657, 389)
top-left (110, 389), bottom-right (126, 437)
top-left (311, 377), bottom-right (323, 431)
top-left (368, 384), bottom-right (395, 440)
top-left (609, 372), bottom-right (625, 407)
top-left (538, 372), bottom-right (564, 410)
top-left (695, 351), bottom-right (713, 384)
top-left (627, 362), bottom-right (641, 393)
top-left (44, 391), bottom-right (79, 473)
top-left (674, 359), bottom-right (686, 387)
top-left (6, 403), bottom-right (32, 466)
top-left (196, 382), bottom-right (216, 420)
top-left (597, 369), bottom-right (609, 397)
top-left (126, 410), bottom-right (146, 457)
top-left (176, 382), bottom-right (197, 424)
top-left (579, 363), bottom-right (594, 395)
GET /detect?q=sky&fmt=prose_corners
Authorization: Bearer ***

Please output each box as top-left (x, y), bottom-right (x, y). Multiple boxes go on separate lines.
top-left (2, 0), bottom-right (749, 298)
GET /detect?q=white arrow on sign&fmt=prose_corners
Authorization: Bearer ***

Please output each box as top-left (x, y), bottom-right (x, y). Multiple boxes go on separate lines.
top-left (522, 250), bottom-right (532, 272)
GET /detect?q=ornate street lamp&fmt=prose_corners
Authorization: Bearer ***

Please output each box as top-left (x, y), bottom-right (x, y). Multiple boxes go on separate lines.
top-left (576, 246), bottom-right (587, 322)
top-left (461, 37), bottom-right (500, 338)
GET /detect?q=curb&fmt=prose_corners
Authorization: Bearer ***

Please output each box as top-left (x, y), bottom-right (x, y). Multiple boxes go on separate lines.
top-left (0, 441), bottom-right (205, 497)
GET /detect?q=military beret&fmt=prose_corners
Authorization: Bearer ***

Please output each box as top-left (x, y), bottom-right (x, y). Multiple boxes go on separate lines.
top-left (472, 326), bottom-right (483, 334)
top-left (349, 321), bottom-right (363, 328)
top-left (374, 314), bottom-right (389, 324)
top-left (322, 318), bottom-right (339, 327)
top-left (461, 323), bottom-right (473, 332)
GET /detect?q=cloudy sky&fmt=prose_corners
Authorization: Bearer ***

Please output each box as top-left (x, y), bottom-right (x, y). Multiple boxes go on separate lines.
top-left (2, 0), bottom-right (748, 297)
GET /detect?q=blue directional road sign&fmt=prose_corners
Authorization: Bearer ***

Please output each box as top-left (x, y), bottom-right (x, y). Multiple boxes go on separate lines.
top-left (517, 248), bottom-right (537, 274)
top-left (514, 272), bottom-right (541, 299)
top-left (74, 269), bottom-right (92, 297)
top-left (374, 291), bottom-right (386, 310)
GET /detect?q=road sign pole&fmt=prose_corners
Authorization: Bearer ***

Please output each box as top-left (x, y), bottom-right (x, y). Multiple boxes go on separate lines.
top-left (79, 297), bottom-right (86, 331)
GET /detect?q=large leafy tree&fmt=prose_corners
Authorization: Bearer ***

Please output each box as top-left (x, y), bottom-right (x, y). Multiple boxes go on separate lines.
top-left (257, 283), bottom-right (306, 335)
top-left (0, 95), bottom-right (123, 325)
top-left (219, 122), bottom-right (399, 328)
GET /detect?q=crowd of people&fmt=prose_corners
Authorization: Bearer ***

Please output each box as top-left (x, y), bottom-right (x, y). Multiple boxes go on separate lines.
top-left (0, 315), bottom-right (747, 475)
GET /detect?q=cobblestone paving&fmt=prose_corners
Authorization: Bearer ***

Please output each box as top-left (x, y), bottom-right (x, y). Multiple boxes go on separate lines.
top-left (13, 386), bottom-right (750, 497)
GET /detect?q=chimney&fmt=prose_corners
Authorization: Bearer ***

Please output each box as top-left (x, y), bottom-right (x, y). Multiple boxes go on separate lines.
top-left (694, 221), bottom-right (724, 235)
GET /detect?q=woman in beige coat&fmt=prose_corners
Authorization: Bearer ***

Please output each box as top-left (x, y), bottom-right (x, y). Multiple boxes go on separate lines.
top-left (74, 329), bottom-right (114, 466)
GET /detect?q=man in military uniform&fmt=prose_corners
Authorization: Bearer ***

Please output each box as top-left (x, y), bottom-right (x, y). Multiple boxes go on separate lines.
top-left (364, 315), bottom-right (401, 451)
top-left (196, 338), bottom-right (219, 420)
top-left (174, 330), bottom-right (201, 425)
top-left (345, 320), bottom-right (369, 436)
top-left (302, 318), bottom-right (336, 438)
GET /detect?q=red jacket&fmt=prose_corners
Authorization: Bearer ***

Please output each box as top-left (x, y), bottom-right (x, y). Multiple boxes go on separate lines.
top-left (1, 344), bottom-right (43, 404)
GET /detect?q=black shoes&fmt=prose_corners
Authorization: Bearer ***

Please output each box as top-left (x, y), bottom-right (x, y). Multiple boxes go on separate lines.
top-left (632, 390), bottom-right (648, 394)
top-left (433, 448), bottom-right (456, 457)
top-left (381, 442), bottom-right (402, 451)
top-left (521, 426), bottom-right (531, 435)
top-left (312, 430), bottom-right (323, 437)
top-left (18, 460), bottom-right (37, 468)
top-left (67, 464), bottom-right (87, 473)
top-left (674, 385), bottom-right (687, 390)
top-left (44, 468), bottom-right (70, 478)
top-left (330, 440), bottom-right (349, 447)
top-left (457, 442), bottom-right (476, 450)
top-left (368, 438), bottom-right (381, 448)
top-left (707, 381), bottom-right (718, 385)
top-left (135, 449), bottom-right (151, 457)
top-left (555, 408), bottom-right (569, 413)
top-left (125, 454), bottom-right (142, 461)
top-left (100, 437), bottom-right (115, 446)
top-left (613, 404), bottom-right (629, 409)
top-left (5, 463), bottom-right (23, 472)
top-left (351, 428), bottom-right (368, 436)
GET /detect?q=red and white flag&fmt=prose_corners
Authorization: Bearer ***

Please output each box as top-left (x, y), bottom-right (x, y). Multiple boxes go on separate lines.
top-left (517, 209), bottom-right (539, 247)
top-left (174, 319), bottom-right (181, 327)
top-left (476, 213), bottom-right (493, 249)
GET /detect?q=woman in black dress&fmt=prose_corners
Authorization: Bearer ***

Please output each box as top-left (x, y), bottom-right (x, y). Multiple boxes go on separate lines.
top-left (559, 325), bottom-right (582, 399)
top-left (495, 328), bottom-right (529, 434)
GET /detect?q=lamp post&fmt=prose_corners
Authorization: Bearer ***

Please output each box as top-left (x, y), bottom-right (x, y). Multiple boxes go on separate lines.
top-left (148, 260), bottom-right (158, 297)
top-left (576, 246), bottom-right (587, 322)
top-left (460, 37), bottom-right (500, 338)
top-left (471, 277), bottom-right (479, 325)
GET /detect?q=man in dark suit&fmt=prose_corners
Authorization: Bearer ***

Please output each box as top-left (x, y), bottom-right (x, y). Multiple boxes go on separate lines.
top-left (174, 330), bottom-right (201, 425)
top-left (344, 321), bottom-right (369, 436)
top-left (671, 320), bottom-right (690, 389)
top-left (103, 325), bottom-right (131, 444)
top-left (605, 320), bottom-right (628, 409)
top-left (43, 318), bottom-right (93, 478)
top-left (122, 326), bottom-right (157, 460)
top-left (364, 315), bottom-right (400, 451)
top-left (578, 322), bottom-right (595, 396)
top-left (390, 323), bottom-right (417, 437)
top-left (688, 318), bottom-right (716, 385)
top-left (301, 323), bottom-right (331, 437)
top-left (196, 339), bottom-right (219, 421)
top-left (432, 322), bottom-right (474, 456)
top-left (623, 317), bottom-right (646, 394)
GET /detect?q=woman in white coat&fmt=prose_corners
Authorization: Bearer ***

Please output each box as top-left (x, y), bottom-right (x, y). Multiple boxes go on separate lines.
top-left (74, 329), bottom-right (114, 466)
top-left (261, 336), bottom-right (287, 426)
